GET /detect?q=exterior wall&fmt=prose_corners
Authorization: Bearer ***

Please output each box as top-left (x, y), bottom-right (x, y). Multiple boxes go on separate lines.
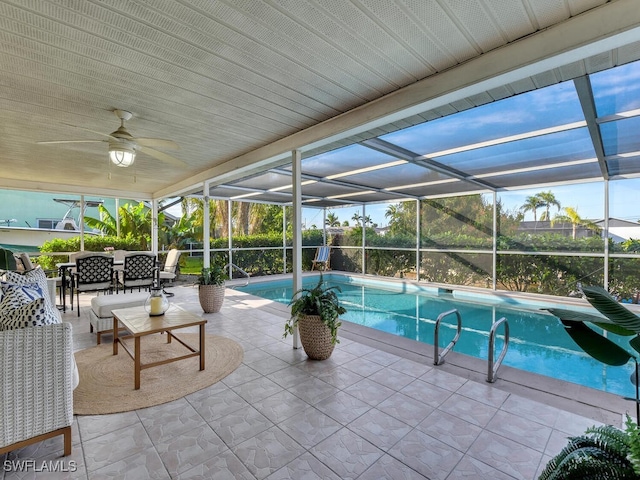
top-left (0, 190), bottom-right (117, 229)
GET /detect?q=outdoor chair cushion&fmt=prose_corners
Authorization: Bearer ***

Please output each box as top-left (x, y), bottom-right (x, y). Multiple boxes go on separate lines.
top-left (90, 292), bottom-right (149, 318)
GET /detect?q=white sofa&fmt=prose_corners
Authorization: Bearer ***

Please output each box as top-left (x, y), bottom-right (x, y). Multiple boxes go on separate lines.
top-left (0, 322), bottom-right (75, 456)
top-left (0, 267), bottom-right (77, 456)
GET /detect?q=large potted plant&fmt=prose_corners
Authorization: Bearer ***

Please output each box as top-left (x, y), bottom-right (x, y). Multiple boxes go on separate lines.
top-left (284, 275), bottom-right (346, 360)
top-left (197, 261), bottom-right (228, 313)
top-left (539, 415), bottom-right (640, 479)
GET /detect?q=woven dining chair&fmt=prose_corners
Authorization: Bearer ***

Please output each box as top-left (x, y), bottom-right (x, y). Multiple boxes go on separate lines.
top-left (119, 252), bottom-right (157, 293)
top-left (71, 254), bottom-right (115, 316)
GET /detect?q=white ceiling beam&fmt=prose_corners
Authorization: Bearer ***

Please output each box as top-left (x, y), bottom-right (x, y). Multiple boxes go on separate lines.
top-left (0, 178), bottom-right (152, 200)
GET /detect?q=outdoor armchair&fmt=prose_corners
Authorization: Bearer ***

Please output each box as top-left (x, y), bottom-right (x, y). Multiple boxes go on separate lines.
top-left (312, 246), bottom-right (331, 271)
top-left (159, 249), bottom-right (181, 296)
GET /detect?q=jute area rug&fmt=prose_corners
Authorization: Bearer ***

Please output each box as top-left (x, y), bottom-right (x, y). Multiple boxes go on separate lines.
top-left (73, 333), bottom-right (243, 415)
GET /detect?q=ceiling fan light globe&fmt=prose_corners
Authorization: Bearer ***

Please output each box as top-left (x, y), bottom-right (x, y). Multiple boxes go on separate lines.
top-left (109, 147), bottom-right (135, 167)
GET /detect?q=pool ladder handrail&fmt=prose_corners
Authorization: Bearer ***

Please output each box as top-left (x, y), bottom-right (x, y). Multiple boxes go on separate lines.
top-left (487, 317), bottom-right (509, 383)
top-left (433, 309), bottom-right (462, 366)
top-left (224, 263), bottom-right (250, 287)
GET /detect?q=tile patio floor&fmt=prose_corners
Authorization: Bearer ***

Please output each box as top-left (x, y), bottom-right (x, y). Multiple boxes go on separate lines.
top-left (0, 281), bottom-right (631, 479)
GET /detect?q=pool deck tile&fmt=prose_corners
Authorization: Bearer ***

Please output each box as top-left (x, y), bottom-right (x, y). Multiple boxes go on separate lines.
top-left (1, 281), bottom-right (630, 480)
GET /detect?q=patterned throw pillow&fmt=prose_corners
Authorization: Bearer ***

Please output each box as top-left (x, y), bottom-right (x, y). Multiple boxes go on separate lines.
top-left (0, 277), bottom-right (60, 330)
top-left (0, 281), bottom-right (45, 303)
top-left (4, 266), bottom-right (56, 313)
top-left (0, 298), bottom-right (51, 330)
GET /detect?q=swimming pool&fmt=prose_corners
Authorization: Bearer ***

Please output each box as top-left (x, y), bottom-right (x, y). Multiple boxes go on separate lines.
top-left (238, 274), bottom-right (635, 397)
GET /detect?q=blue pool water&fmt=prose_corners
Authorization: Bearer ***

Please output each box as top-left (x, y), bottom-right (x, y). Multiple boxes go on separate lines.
top-left (238, 274), bottom-right (636, 397)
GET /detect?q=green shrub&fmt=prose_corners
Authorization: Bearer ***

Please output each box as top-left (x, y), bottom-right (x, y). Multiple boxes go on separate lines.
top-left (37, 235), bottom-right (144, 270)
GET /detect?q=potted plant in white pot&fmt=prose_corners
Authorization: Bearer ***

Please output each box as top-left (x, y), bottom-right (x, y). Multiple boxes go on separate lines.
top-left (197, 260), bottom-right (228, 313)
top-left (284, 275), bottom-right (346, 360)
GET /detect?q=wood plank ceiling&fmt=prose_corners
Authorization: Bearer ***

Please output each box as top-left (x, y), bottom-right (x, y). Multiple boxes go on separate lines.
top-left (0, 0), bottom-right (638, 203)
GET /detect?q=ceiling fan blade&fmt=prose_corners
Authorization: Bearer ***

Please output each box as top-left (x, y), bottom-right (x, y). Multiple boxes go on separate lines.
top-left (37, 140), bottom-right (105, 144)
top-left (138, 145), bottom-right (187, 167)
top-left (60, 123), bottom-right (114, 139)
top-left (135, 138), bottom-right (179, 150)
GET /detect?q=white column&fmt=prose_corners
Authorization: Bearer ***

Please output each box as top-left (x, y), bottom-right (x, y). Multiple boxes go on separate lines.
top-left (415, 199), bottom-right (420, 281)
top-left (292, 150), bottom-right (302, 349)
top-left (322, 208), bottom-right (327, 246)
top-left (282, 205), bottom-right (287, 274)
top-left (115, 198), bottom-right (120, 237)
top-left (492, 191), bottom-right (497, 291)
top-left (361, 205), bottom-right (366, 274)
top-left (604, 180), bottom-right (609, 290)
top-left (203, 181), bottom-right (211, 269)
top-left (227, 200), bottom-right (233, 277)
top-left (151, 198), bottom-right (159, 254)
top-left (80, 195), bottom-right (85, 251)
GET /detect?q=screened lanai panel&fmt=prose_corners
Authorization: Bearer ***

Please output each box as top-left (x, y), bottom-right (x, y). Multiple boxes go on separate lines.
top-left (299, 182), bottom-right (363, 199)
top-left (208, 185), bottom-right (250, 198)
top-left (230, 171), bottom-right (291, 191)
top-left (416, 181), bottom-right (488, 198)
top-left (599, 117), bottom-right (640, 157)
top-left (433, 128), bottom-right (596, 178)
top-left (335, 162), bottom-right (447, 190)
top-left (606, 153), bottom-right (640, 176)
top-left (298, 144), bottom-right (401, 178)
top-left (487, 161), bottom-right (602, 188)
top-left (346, 191), bottom-right (402, 203)
top-left (378, 81), bottom-right (585, 156)
top-left (206, 185), bottom-right (288, 204)
top-left (590, 61), bottom-right (640, 117)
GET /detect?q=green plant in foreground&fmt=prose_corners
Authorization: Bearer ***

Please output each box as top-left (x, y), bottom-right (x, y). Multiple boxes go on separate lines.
top-left (284, 275), bottom-right (346, 345)
top-left (197, 261), bottom-right (227, 286)
top-left (539, 415), bottom-right (640, 479)
top-left (545, 285), bottom-right (640, 422)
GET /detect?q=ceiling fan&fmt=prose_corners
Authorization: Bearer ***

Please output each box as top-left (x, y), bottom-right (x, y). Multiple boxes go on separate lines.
top-left (38, 109), bottom-right (185, 168)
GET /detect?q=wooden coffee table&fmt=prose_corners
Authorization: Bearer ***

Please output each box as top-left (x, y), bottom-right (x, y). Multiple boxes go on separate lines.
top-left (112, 305), bottom-right (207, 390)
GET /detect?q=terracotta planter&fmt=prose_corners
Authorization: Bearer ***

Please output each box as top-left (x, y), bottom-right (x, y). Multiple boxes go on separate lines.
top-left (198, 284), bottom-right (225, 313)
top-left (297, 314), bottom-right (335, 360)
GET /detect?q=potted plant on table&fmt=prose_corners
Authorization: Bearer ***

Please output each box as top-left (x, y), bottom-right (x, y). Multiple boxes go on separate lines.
top-left (197, 260), bottom-right (228, 313)
top-left (284, 275), bottom-right (346, 360)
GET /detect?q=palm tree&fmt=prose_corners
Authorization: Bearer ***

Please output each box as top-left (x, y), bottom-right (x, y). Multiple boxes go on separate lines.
top-left (537, 191), bottom-right (561, 222)
top-left (552, 206), bottom-right (601, 239)
top-left (520, 195), bottom-right (543, 222)
top-left (325, 211), bottom-right (340, 227)
top-left (180, 197), bottom-right (230, 241)
top-left (84, 202), bottom-right (162, 250)
top-left (385, 203), bottom-right (402, 224)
